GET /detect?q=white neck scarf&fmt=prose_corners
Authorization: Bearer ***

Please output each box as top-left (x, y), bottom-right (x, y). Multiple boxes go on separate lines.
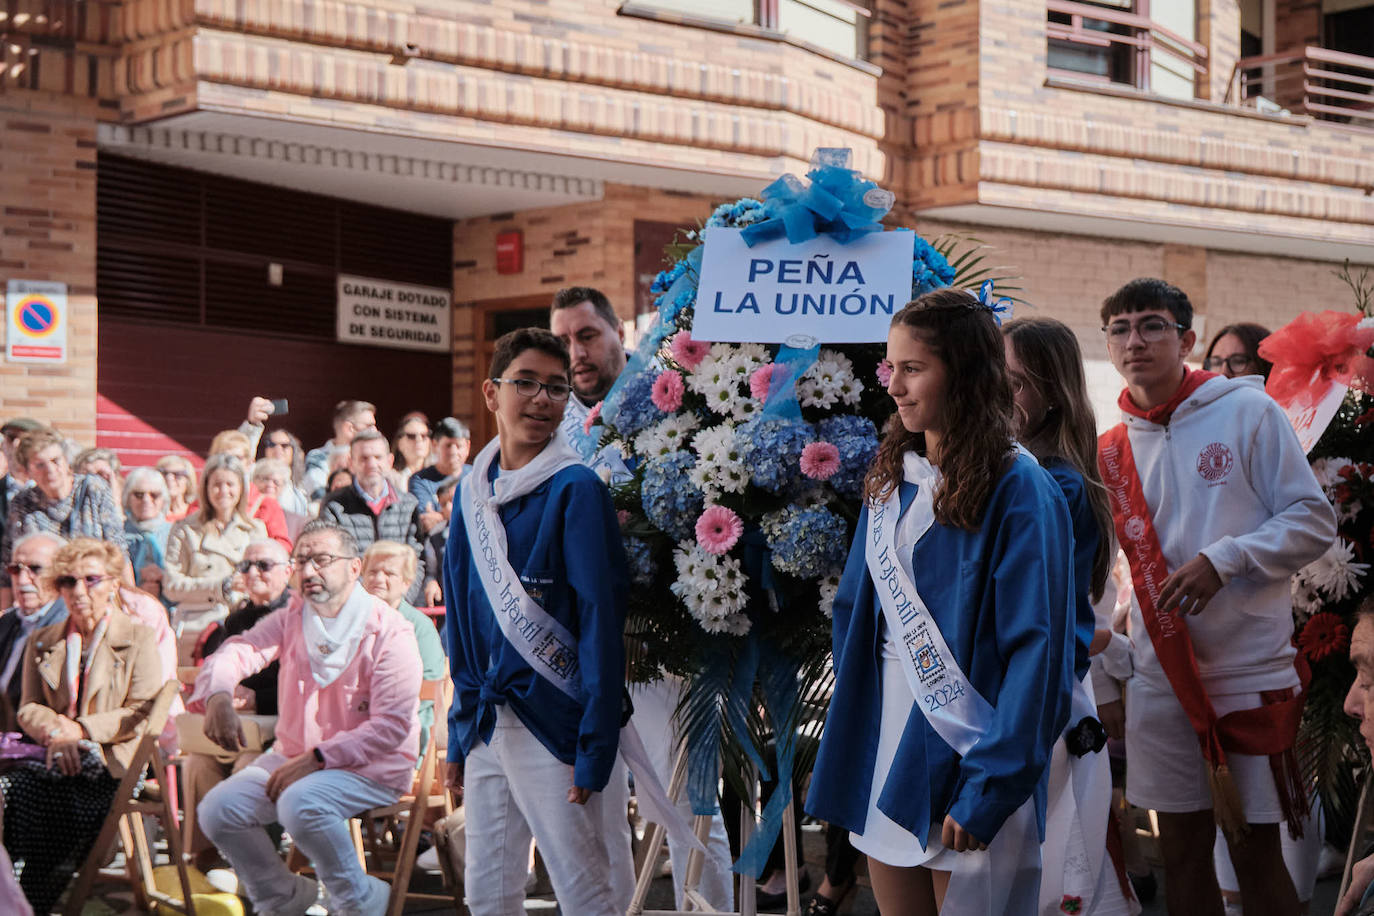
top-left (300, 581), bottom-right (373, 687)
top-left (475, 429), bottom-right (585, 509)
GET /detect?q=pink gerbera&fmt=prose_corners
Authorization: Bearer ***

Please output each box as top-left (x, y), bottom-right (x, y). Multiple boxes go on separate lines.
top-left (651, 372), bottom-right (685, 412)
top-left (695, 505), bottom-right (744, 555)
top-left (583, 401), bottom-right (603, 435)
top-left (750, 363), bottom-right (783, 400)
top-left (616, 509), bottom-right (631, 527)
top-left (876, 360), bottom-right (893, 387)
top-left (800, 441), bottom-right (841, 480)
top-left (671, 331), bottom-right (711, 370)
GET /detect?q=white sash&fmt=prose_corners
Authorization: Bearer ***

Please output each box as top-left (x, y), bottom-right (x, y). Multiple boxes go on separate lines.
top-left (461, 430), bottom-right (703, 855)
top-left (865, 450), bottom-right (1042, 916)
top-left (561, 396), bottom-right (633, 486)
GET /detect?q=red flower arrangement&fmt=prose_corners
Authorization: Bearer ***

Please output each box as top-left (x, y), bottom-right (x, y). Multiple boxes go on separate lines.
top-left (1299, 611), bottom-right (1351, 662)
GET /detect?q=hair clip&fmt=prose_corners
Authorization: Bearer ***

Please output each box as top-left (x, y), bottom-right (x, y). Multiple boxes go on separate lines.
top-left (973, 280), bottom-right (1013, 326)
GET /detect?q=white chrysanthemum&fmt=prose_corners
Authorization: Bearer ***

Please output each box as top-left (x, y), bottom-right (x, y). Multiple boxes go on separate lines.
top-left (818, 569), bottom-right (843, 618)
top-left (1305, 539), bottom-right (1370, 602)
top-left (1290, 573), bottom-right (1324, 622)
top-left (671, 543), bottom-right (749, 633)
top-left (735, 343), bottom-right (771, 368)
top-left (798, 350), bottom-right (858, 409)
top-left (633, 414), bottom-right (700, 460)
top-left (688, 352), bottom-right (733, 391)
top-left (692, 424), bottom-right (739, 464)
top-left (1310, 457), bottom-right (1355, 491)
top-left (690, 459), bottom-right (749, 500)
top-left (729, 396), bottom-right (762, 423)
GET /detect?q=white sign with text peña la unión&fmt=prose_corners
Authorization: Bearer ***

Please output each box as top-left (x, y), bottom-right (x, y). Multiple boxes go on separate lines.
top-left (337, 275), bottom-right (451, 354)
top-left (691, 227), bottom-right (917, 344)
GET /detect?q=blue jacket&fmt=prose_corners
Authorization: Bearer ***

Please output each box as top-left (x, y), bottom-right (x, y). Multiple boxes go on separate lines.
top-left (1043, 459), bottom-right (1101, 683)
top-left (443, 461), bottom-right (628, 791)
top-left (806, 453), bottom-right (1076, 847)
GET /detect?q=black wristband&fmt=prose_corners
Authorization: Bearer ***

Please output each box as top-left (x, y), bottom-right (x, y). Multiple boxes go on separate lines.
top-left (312, 747), bottom-right (326, 767)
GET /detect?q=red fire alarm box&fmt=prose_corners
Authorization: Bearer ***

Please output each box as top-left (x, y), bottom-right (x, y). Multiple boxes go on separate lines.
top-left (496, 230), bottom-right (523, 275)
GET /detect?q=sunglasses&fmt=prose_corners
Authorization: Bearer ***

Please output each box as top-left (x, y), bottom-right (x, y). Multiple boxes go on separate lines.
top-left (55, 574), bottom-right (112, 591)
top-left (4, 562), bottom-right (44, 578)
top-left (266, 439), bottom-right (293, 449)
top-left (235, 559), bottom-right (287, 574)
top-left (129, 490), bottom-right (162, 500)
top-left (162, 470), bottom-right (190, 480)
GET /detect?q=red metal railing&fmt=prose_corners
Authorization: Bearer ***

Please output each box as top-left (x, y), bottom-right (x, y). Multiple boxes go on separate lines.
top-left (1227, 46), bottom-right (1374, 129)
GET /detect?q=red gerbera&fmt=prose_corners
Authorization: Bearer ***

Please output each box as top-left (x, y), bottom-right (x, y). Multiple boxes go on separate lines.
top-left (1299, 611), bottom-right (1350, 662)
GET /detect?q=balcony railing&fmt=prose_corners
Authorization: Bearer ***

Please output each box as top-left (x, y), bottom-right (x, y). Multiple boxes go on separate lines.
top-left (1046, 0), bottom-right (1207, 94)
top-left (1227, 46), bottom-right (1374, 130)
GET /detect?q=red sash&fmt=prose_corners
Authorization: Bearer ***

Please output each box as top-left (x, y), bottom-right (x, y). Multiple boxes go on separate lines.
top-left (1098, 424), bottom-right (1306, 837)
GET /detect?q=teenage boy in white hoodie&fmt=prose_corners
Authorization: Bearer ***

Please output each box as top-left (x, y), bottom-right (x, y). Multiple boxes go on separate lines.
top-left (1095, 278), bottom-right (1335, 916)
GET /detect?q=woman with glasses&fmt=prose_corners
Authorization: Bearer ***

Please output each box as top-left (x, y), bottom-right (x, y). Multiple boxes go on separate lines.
top-left (164, 454), bottom-right (267, 663)
top-left (156, 454), bottom-right (198, 523)
top-left (122, 467), bottom-right (174, 610)
top-left (1203, 323), bottom-right (1273, 381)
top-left (0, 429), bottom-right (128, 608)
top-left (4, 537), bottom-right (162, 914)
top-left (391, 412), bottom-right (433, 488)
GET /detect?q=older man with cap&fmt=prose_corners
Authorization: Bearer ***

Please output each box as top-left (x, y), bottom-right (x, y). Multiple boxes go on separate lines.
top-left (0, 532), bottom-right (66, 730)
top-left (191, 519), bottom-right (420, 916)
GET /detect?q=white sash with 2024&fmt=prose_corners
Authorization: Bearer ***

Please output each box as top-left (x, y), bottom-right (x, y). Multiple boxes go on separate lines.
top-left (865, 451), bottom-right (1042, 916)
top-left (461, 432), bottom-right (702, 856)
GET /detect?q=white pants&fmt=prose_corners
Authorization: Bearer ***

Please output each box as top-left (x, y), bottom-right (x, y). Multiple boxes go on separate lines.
top-left (197, 751), bottom-right (397, 913)
top-left (630, 678), bottom-right (735, 910)
top-left (598, 755), bottom-right (637, 913)
top-left (463, 707), bottom-right (621, 916)
top-left (1213, 799), bottom-right (1323, 902)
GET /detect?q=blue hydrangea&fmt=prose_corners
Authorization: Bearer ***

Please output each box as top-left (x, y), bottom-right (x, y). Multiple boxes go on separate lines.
top-left (817, 414), bottom-right (880, 499)
top-left (762, 506), bottom-right (848, 579)
top-left (623, 536), bottom-right (657, 587)
top-left (705, 197), bottom-right (767, 228)
top-left (642, 450), bottom-right (703, 540)
top-left (912, 237), bottom-right (956, 295)
top-left (606, 370), bottom-right (663, 439)
top-left (650, 260), bottom-right (687, 297)
top-left (737, 415), bottom-right (812, 495)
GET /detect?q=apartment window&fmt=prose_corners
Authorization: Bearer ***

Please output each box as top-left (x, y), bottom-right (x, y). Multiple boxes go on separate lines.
top-left (624, 0), bottom-right (870, 61)
top-left (1047, 0), bottom-right (1205, 99)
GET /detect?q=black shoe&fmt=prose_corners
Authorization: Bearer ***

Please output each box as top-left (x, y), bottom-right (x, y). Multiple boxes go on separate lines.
top-left (1129, 871), bottom-right (1157, 904)
top-left (804, 877), bottom-right (856, 916)
top-left (756, 868), bottom-right (811, 910)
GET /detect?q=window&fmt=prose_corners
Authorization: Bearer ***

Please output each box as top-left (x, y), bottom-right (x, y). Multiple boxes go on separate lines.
top-left (624, 0), bottom-right (871, 62)
top-left (1046, 0), bottom-right (1206, 99)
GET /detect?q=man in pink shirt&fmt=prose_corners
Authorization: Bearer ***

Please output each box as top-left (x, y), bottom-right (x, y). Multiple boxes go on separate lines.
top-left (190, 519), bottom-right (421, 916)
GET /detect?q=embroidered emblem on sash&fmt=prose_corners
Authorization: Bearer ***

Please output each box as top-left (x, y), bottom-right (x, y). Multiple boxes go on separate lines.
top-left (1124, 516), bottom-right (1147, 541)
top-left (905, 621), bottom-right (946, 687)
top-left (534, 633), bottom-right (579, 681)
top-left (1197, 442), bottom-right (1234, 482)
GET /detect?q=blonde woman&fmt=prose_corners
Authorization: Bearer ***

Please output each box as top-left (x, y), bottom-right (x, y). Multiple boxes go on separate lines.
top-left (157, 454), bottom-right (197, 523)
top-left (163, 454), bottom-right (265, 662)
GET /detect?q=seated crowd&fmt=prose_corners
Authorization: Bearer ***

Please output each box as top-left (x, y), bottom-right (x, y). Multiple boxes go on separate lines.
top-left (0, 401), bottom-right (470, 914)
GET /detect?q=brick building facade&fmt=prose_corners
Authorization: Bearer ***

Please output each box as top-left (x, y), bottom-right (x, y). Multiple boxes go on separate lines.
top-left (1, 0), bottom-right (1371, 455)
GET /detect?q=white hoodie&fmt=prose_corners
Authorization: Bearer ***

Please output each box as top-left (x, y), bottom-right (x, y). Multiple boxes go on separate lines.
top-left (1116, 374), bottom-right (1336, 695)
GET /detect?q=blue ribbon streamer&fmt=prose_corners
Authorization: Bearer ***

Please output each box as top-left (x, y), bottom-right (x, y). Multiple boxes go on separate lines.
top-left (733, 642), bottom-right (804, 879)
top-left (761, 343), bottom-right (822, 421)
top-left (976, 279), bottom-right (1013, 326)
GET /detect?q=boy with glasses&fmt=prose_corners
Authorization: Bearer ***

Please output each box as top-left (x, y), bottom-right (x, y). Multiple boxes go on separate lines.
top-left (1096, 278), bottom-right (1335, 916)
top-left (443, 327), bottom-right (632, 916)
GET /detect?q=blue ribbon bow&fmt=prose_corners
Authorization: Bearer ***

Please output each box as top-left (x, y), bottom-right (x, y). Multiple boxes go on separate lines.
top-left (976, 280), bottom-right (1013, 326)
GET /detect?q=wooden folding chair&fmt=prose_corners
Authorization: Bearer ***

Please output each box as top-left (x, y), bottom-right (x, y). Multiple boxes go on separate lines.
top-left (354, 677), bottom-right (460, 916)
top-left (64, 678), bottom-right (198, 916)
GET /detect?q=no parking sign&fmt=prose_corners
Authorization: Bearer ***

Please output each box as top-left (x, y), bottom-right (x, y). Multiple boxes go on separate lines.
top-left (6, 280), bottom-right (67, 364)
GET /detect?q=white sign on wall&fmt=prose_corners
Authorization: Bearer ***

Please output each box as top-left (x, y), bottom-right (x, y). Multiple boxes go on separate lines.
top-left (337, 275), bottom-right (451, 353)
top-left (6, 279), bottom-right (67, 364)
top-left (691, 227), bottom-right (917, 344)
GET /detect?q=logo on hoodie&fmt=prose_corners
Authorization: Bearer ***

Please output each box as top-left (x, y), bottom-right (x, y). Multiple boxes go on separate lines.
top-left (1197, 442), bottom-right (1234, 483)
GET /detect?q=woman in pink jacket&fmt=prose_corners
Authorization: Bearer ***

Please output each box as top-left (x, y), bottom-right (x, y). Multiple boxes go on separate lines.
top-left (188, 519), bottom-right (421, 916)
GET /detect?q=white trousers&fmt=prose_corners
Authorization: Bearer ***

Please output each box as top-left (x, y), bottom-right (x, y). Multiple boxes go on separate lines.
top-left (598, 755), bottom-right (637, 913)
top-left (630, 678), bottom-right (735, 910)
top-left (197, 751), bottom-right (397, 913)
top-left (463, 707), bottom-right (622, 916)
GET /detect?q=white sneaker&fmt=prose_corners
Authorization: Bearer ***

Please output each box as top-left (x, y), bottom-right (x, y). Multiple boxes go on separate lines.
top-left (416, 845), bottom-right (442, 871)
top-left (204, 868), bottom-right (243, 896)
top-left (352, 875), bottom-right (391, 916)
top-left (269, 874), bottom-right (321, 916)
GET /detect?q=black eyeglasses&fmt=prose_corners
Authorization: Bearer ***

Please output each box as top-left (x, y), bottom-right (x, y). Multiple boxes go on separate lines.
top-left (265, 439), bottom-right (294, 450)
top-left (292, 553), bottom-right (355, 571)
top-left (401, 431), bottom-right (430, 440)
top-left (490, 377), bottom-right (573, 402)
top-left (1203, 354), bottom-right (1256, 373)
top-left (55, 574), bottom-right (112, 591)
top-left (1102, 317), bottom-right (1187, 346)
top-left (5, 562), bottom-right (44, 578)
top-left (236, 559), bottom-right (287, 574)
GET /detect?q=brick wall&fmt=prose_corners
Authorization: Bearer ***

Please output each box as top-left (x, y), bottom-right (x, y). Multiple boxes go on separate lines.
top-left (0, 92), bottom-right (99, 446)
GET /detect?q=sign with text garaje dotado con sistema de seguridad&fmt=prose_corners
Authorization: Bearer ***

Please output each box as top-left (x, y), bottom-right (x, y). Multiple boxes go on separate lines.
top-left (337, 275), bottom-right (452, 354)
top-left (691, 227), bottom-right (917, 344)
top-left (7, 279), bottom-right (67, 365)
